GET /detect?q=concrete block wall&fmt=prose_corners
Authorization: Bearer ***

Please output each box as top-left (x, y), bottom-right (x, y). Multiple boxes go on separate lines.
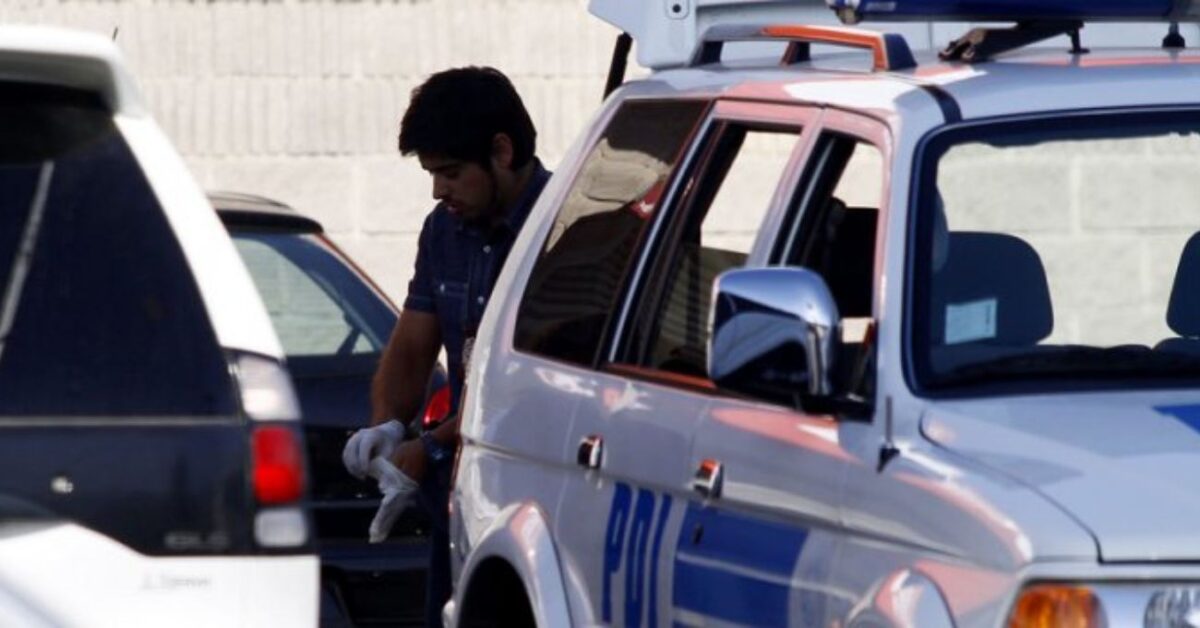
top-left (3, 0), bottom-right (627, 302)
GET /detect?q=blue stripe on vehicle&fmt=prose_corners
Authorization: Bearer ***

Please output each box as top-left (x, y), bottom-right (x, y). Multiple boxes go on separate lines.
top-left (1156, 404), bottom-right (1200, 432)
top-left (626, 489), bottom-right (656, 628)
top-left (648, 494), bottom-right (672, 628)
top-left (672, 503), bottom-right (808, 626)
top-left (603, 483), bottom-right (633, 623)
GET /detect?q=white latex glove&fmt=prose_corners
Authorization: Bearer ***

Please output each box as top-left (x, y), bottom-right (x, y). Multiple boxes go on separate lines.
top-left (367, 457), bottom-right (419, 543)
top-left (342, 420), bottom-right (406, 480)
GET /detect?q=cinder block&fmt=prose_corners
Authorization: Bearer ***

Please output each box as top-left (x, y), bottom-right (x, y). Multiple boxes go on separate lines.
top-left (211, 78), bottom-right (233, 156)
top-left (247, 2), bottom-right (268, 76)
top-left (336, 235), bottom-right (422, 304)
top-left (229, 78), bottom-right (251, 156)
top-left (210, 3), bottom-right (234, 77)
top-left (247, 79), bottom-right (265, 155)
top-left (184, 157), bottom-right (215, 190)
top-left (262, 79), bottom-right (284, 155)
top-left (177, 78), bottom-right (198, 156)
top-left (1080, 158), bottom-right (1200, 230)
top-left (937, 157), bottom-right (1072, 234)
top-left (1028, 234), bottom-right (1144, 312)
top-left (360, 156), bottom-right (436, 236)
top-left (209, 158), bottom-right (357, 234)
top-left (192, 79), bottom-right (213, 156)
top-left (263, 4), bottom-right (286, 76)
top-left (191, 3), bottom-right (214, 78)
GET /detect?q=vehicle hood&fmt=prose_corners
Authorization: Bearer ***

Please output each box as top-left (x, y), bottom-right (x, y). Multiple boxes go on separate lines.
top-left (921, 391), bottom-right (1200, 562)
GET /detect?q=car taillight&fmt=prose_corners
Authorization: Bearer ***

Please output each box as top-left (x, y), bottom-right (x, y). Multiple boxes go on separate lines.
top-left (252, 425), bottom-right (310, 548)
top-left (422, 385), bottom-right (452, 429)
top-left (253, 426), bottom-right (305, 504)
top-left (233, 352), bottom-right (301, 421)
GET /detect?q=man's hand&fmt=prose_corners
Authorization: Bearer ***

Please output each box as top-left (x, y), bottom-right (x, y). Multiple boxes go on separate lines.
top-left (342, 420), bottom-right (406, 479)
top-left (367, 457), bottom-right (419, 543)
top-left (389, 438), bottom-right (428, 485)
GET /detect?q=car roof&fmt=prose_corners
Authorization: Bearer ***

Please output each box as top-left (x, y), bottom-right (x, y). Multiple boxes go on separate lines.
top-left (0, 25), bottom-right (144, 115)
top-left (207, 191), bottom-right (325, 234)
top-left (626, 46), bottom-right (1200, 126)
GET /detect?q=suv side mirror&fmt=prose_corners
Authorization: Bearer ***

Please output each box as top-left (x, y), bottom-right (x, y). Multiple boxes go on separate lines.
top-left (708, 267), bottom-right (840, 409)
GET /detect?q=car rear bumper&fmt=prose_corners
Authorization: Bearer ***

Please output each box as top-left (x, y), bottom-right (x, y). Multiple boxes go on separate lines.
top-left (0, 521), bottom-right (318, 627)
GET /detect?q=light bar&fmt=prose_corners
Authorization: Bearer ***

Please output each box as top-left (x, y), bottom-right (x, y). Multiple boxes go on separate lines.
top-left (828, 0), bottom-right (1198, 24)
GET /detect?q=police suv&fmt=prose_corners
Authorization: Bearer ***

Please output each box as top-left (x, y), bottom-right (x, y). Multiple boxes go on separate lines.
top-left (446, 1), bottom-right (1200, 626)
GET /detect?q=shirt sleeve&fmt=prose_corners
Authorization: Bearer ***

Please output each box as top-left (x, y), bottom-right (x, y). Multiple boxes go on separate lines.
top-left (403, 211), bottom-right (437, 313)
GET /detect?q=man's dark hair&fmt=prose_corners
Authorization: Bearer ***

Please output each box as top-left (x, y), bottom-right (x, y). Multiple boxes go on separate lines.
top-left (398, 66), bottom-right (537, 170)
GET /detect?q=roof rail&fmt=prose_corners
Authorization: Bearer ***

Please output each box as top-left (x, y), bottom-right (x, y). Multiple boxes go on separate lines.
top-left (693, 23), bottom-right (915, 71)
top-left (589, 0), bottom-right (839, 70)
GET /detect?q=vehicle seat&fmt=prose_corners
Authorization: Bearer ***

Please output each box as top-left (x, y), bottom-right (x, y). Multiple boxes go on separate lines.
top-left (929, 232), bottom-right (1053, 347)
top-left (1157, 232), bottom-right (1200, 355)
top-left (816, 200), bottom-right (877, 318)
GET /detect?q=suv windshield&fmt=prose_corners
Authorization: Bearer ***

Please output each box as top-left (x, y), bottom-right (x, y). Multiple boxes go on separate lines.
top-left (912, 110), bottom-right (1200, 392)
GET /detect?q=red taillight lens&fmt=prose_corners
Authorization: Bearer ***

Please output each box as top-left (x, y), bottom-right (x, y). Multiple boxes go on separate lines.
top-left (422, 385), bottom-right (452, 428)
top-left (253, 426), bottom-right (305, 504)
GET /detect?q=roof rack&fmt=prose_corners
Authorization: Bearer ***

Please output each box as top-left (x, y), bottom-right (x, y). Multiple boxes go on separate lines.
top-left (939, 20), bottom-right (1087, 63)
top-left (589, 0), bottom-right (839, 70)
top-left (692, 23), bottom-right (916, 71)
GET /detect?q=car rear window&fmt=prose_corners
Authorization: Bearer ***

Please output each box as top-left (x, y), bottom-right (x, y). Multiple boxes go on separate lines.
top-left (0, 83), bottom-right (237, 417)
top-left (230, 231), bottom-right (394, 357)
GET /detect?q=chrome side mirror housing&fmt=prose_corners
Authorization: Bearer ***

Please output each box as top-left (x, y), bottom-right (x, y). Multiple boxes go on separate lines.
top-left (708, 267), bottom-right (840, 408)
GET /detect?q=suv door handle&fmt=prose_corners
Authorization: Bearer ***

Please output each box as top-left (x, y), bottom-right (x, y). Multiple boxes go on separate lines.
top-left (577, 435), bottom-right (604, 470)
top-left (692, 459), bottom-right (724, 499)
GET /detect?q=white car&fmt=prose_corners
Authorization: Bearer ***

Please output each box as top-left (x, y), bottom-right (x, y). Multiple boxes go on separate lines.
top-left (0, 26), bottom-right (316, 626)
top-left (446, 1), bottom-right (1200, 626)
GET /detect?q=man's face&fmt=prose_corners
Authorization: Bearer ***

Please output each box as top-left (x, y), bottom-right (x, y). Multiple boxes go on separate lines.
top-left (418, 154), bottom-right (496, 223)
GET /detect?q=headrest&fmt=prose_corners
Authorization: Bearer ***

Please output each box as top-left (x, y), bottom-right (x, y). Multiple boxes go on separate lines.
top-left (1167, 232), bottom-right (1200, 337)
top-left (930, 232), bottom-right (1053, 346)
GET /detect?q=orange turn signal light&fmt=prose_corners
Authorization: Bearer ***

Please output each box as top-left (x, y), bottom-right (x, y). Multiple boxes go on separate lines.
top-left (1008, 584), bottom-right (1101, 628)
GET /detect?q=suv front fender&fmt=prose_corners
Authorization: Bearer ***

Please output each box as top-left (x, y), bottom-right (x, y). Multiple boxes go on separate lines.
top-left (445, 502), bottom-right (573, 628)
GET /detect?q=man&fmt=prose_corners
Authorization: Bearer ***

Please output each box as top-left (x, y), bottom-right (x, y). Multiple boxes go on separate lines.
top-left (341, 66), bottom-right (550, 628)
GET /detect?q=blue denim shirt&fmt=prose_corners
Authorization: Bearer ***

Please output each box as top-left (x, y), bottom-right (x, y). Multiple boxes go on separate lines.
top-left (403, 162), bottom-right (551, 412)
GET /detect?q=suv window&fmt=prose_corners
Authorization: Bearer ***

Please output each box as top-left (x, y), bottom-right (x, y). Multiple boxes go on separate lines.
top-left (777, 134), bottom-right (883, 319)
top-left (514, 100), bottom-right (707, 366)
top-left (635, 125), bottom-right (801, 377)
top-left (0, 83), bottom-right (236, 417)
top-left (773, 131), bottom-right (884, 400)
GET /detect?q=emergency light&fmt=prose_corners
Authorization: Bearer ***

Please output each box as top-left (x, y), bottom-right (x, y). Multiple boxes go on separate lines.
top-left (827, 0), bottom-right (1198, 23)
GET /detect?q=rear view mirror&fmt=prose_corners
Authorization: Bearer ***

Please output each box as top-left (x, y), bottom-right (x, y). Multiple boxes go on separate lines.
top-left (708, 267), bottom-right (840, 409)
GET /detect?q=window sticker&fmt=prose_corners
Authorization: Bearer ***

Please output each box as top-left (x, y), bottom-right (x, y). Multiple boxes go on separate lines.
top-left (945, 298), bottom-right (998, 345)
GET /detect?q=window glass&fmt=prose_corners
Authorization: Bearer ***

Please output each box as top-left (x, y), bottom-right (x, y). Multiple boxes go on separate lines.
top-left (232, 232), bottom-right (393, 357)
top-left (914, 113), bottom-right (1200, 391)
top-left (0, 83), bottom-right (236, 417)
top-left (514, 100), bottom-right (707, 366)
top-left (784, 137), bottom-right (883, 322)
top-left (641, 127), bottom-right (800, 377)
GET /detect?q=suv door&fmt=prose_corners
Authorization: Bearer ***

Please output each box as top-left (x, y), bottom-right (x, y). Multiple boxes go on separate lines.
top-left (553, 100), bottom-right (820, 627)
top-left (686, 111), bottom-right (891, 626)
